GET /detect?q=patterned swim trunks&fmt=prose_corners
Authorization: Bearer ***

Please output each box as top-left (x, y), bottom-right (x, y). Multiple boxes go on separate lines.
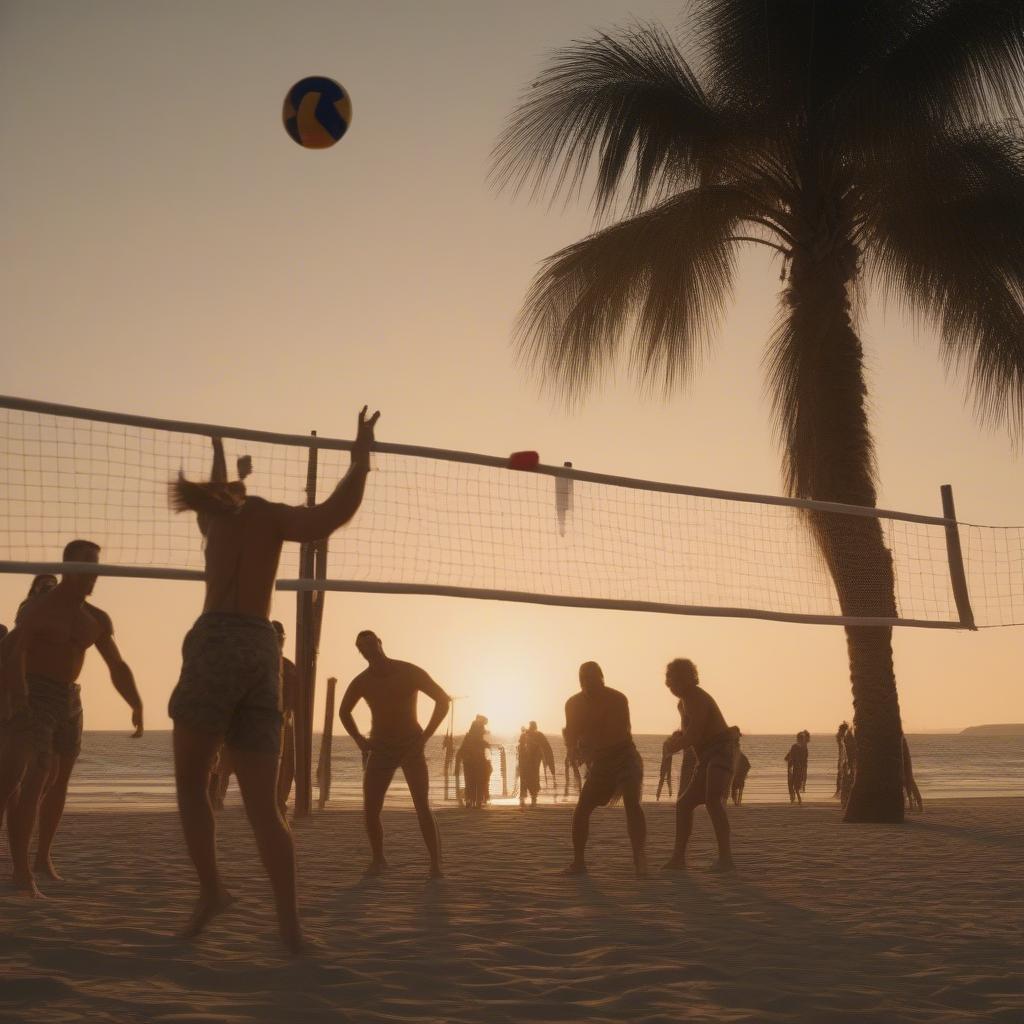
top-left (1, 674), bottom-right (83, 764)
top-left (168, 612), bottom-right (283, 754)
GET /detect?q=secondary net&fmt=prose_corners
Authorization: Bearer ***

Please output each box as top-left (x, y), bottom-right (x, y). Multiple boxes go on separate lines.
top-left (0, 393), bottom-right (1011, 628)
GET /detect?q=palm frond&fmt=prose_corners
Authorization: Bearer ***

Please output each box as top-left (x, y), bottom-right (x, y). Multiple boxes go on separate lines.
top-left (491, 23), bottom-right (727, 215)
top-left (839, 0), bottom-right (1024, 142)
top-left (862, 125), bottom-right (1024, 437)
top-left (516, 186), bottom-right (763, 401)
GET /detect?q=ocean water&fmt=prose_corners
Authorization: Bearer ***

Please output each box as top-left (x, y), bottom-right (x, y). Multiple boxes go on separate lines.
top-left (67, 731), bottom-right (1024, 809)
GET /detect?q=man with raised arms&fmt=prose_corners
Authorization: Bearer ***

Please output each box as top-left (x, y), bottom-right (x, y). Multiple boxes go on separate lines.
top-left (339, 630), bottom-right (450, 879)
top-left (168, 407), bottom-right (378, 953)
top-left (0, 540), bottom-right (143, 896)
top-left (661, 658), bottom-right (739, 873)
top-left (561, 661), bottom-right (646, 878)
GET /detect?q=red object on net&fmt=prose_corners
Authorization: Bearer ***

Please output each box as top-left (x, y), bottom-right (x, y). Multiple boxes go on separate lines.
top-left (508, 450), bottom-right (540, 470)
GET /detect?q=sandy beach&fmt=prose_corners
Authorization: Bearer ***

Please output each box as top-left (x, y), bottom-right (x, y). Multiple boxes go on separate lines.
top-left (1, 798), bottom-right (1020, 1023)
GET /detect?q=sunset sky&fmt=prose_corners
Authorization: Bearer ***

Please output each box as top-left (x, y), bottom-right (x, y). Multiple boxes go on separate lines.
top-left (2, 0), bottom-right (1023, 736)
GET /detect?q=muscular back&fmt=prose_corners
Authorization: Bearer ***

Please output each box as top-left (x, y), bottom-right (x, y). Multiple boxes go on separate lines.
top-left (678, 687), bottom-right (729, 750)
top-left (565, 686), bottom-right (633, 760)
top-left (202, 498), bottom-right (284, 618)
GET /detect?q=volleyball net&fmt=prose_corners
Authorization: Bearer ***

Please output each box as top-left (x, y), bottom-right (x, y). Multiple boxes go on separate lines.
top-left (1, 393), bottom-right (1020, 628)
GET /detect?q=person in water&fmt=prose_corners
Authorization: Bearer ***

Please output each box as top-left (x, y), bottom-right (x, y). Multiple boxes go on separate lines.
top-left (661, 658), bottom-right (739, 873)
top-left (902, 734), bottom-right (923, 812)
top-left (457, 715), bottom-right (492, 809)
top-left (339, 630), bottom-right (450, 878)
top-left (785, 731), bottom-right (809, 803)
top-left (518, 720), bottom-right (555, 807)
top-left (731, 732), bottom-right (751, 805)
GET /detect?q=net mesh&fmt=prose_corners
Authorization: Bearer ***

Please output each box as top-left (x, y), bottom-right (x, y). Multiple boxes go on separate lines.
top-left (0, 398), bottom-right (1010, 627)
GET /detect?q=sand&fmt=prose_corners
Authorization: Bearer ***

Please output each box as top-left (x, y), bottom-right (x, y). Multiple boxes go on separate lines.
top-left (1, 798), bottom-right (1021, 1024)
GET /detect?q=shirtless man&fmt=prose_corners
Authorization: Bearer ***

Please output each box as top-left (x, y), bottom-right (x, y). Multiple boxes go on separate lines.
top-left (339, 630), bottom-right (450, 879)
top-left (0, 540), bottom-right (143, 896)
top-left (167, 408), bottom-right (378, 952)
top-left (272, 621), bottom-right (298, 816)
top-left (562, 662), bottom-right (646, 878)
top-left (661, 658), bottom-right (738, 873)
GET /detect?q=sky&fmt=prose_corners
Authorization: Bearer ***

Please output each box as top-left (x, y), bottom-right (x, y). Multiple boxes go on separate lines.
top-left (2, 0), bottom-right (1023, 737)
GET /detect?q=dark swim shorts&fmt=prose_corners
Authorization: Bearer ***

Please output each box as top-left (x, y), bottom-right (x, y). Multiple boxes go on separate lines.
top-left (364, 728), bottom-right (427, 782)
top-left (168, 612), bottom-right (283, 754)
top-left (580, 740), bottom-right (644, 806)
top-left (680, 727), bottom-right (740, 806)
top-left (1, 674), bottom-right (83, 763)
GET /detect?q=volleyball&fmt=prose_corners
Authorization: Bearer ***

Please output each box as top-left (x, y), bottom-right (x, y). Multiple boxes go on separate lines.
top-left (282, 76), bottom-right (352, 149)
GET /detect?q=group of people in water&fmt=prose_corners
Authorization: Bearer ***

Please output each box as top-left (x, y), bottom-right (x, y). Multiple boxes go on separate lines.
top-left (0, 406), bottom-right (917, 954)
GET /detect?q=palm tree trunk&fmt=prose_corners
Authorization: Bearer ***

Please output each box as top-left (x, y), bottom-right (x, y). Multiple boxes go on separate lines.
top-left (782, 235), bottom-right (905, 823)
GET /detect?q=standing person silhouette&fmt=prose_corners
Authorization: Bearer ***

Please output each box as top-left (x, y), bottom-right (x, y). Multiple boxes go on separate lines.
top-left (0, 541), bottom-right (143, 896)
top-left (339, 630), bottom-right (449, 878)
top-left (661, 658), bottom-right (739, 873)
top-left (167, 407), bottom-right (378, 952)
top-left (561, 662), bottom-right (646, 878)
top-left (785, 732), bottom-right (809, 803)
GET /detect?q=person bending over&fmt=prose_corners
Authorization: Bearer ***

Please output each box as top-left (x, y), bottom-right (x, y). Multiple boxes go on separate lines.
top-left (661, 659), bottom-right (738, 873)
top-left (561, 662), bottom-right (646, 878)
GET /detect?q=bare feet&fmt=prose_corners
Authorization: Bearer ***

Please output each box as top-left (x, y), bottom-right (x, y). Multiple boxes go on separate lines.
top-left (180, 889), bottom-right (235, 938)
top-left (12, 870), bottom-right (45, 898)
top-left (708, 857), bottom-right (736, 874)
top-left (34, 854), bottom-right (63, 881)
top-left (362, 858), bottom-right (389, 878)
top-left (633, 853), bottom-right (649, 879)
top-left (661, 855), bottom-right (687, 872)
top-left (558, 862), bottom-right (587, 876)
top-left (427, 863), bottom-right (444, 880)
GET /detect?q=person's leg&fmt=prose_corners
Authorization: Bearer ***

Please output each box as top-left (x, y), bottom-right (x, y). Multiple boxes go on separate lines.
top-left (402, 754), bottom-right (442, 877)
top-left (705, 766), bottom-right (735, 871)
top-left (663, 764), bottom-right (704, 870)
top-left (362, 757), bottom-right (396, 873)
top-left (173, 726), bottom-right (233, 937)
top-left (8, 752), bottom-right (50, 896)
top-left (34, 751), bottom-right (77, 880)
top-left (622, 784), bottom-right (647, 877)
top-left (276, 716), bottom-right (295, 816)
top-left (563, 789), bottom-right (600, 874)
top-left (0, 737), bottom-right (28, 832)
top-left (232, 745), bottom-right (303, 953)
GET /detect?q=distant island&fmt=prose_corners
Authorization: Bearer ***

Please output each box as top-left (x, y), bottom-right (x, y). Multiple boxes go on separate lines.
top-left (960, 724), bottom-right (1024, 736)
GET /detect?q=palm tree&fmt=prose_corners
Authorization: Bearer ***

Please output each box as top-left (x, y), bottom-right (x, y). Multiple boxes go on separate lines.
top-left (493, 1), bottom-right (1024, 822)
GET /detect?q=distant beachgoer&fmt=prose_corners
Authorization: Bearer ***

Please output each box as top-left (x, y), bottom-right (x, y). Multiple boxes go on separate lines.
top-left (272, 621), bottom-right (297, 816)
top-left (785, 732), bottom-right (809, 803)
top-left (562, 726), bottom-right (582, 797)
top-left (518, 720), bottom-right (554, 807)
top-left (834, 722), bottom-right (849, 797)
top-left (731, 734), bottom-right (751, 805)
top-left (902, 735), bottom-right (923, 812)
top-left (339, 630), bottom-right (450, 878)
top-left (661, 659), bottom-right (738, 873)
top-left (840, 725), bottom-right (857, 809)
top-left (457, 715), bottom-right (492, 809)
top-left (561, 662), bottom-right (646, 878)
top-left (167, 409), bottom-right (378, 952)
top-left (0, 540), bottom-right (143, 897)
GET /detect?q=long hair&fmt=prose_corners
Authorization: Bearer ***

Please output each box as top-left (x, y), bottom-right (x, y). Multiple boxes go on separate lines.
top-left (170, 475), bottom-right (246, 534)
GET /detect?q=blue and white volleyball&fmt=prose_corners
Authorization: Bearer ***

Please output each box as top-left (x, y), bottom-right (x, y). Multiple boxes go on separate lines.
top-left (282, 76), bottom-right (352, 149)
